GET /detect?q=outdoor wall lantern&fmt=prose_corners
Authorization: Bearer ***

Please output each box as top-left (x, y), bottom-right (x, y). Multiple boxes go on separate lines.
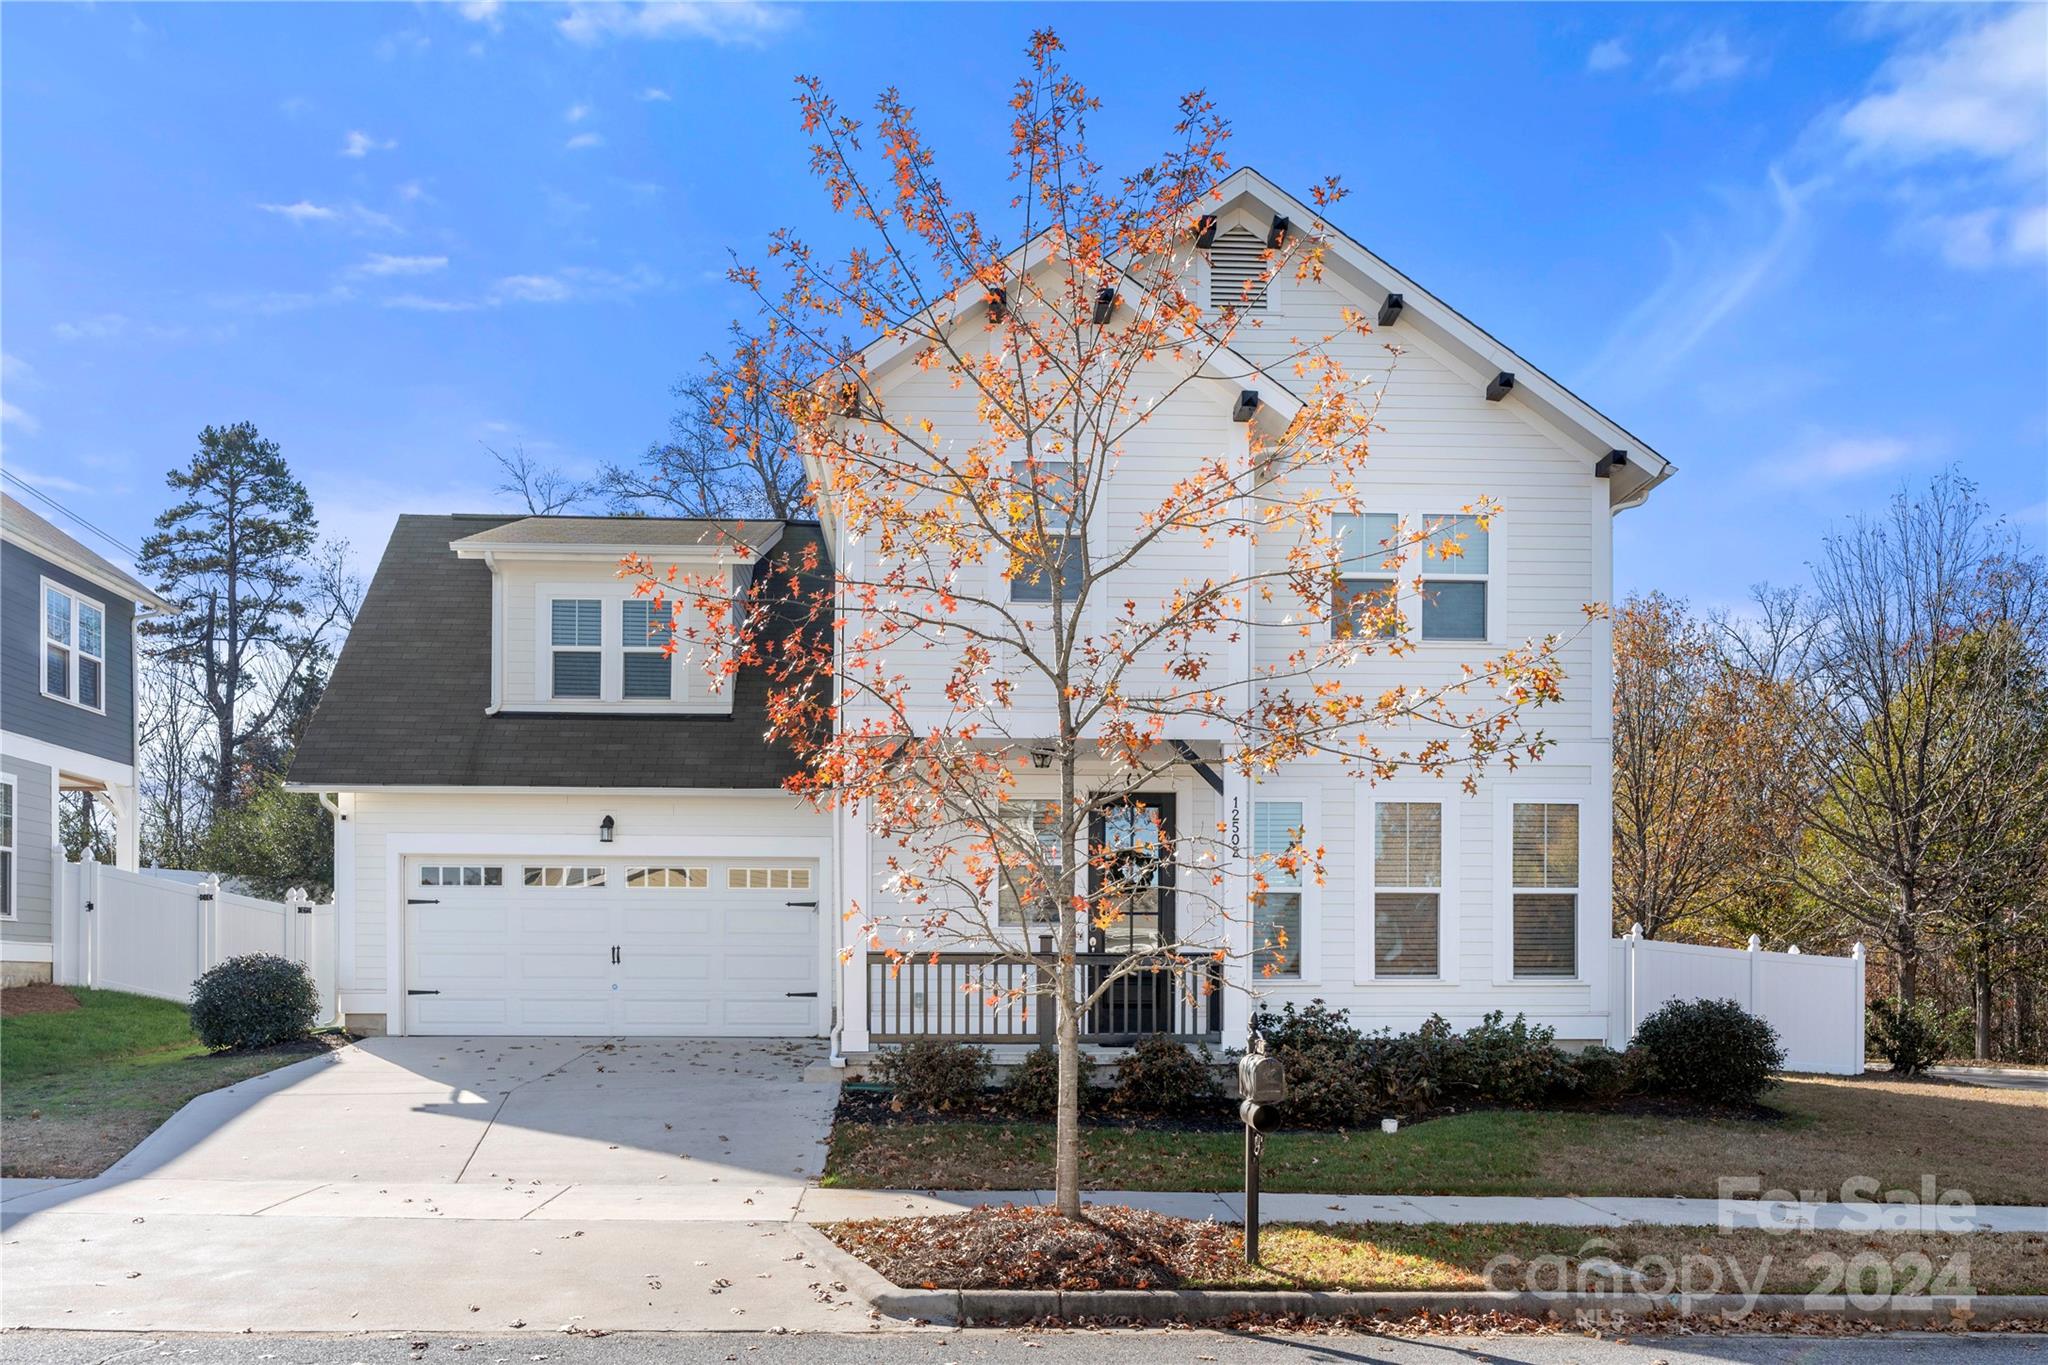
top-left (599, 815), bottom-right (615, 843)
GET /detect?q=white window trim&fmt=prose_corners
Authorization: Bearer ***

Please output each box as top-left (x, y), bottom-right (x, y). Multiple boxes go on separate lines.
top-left (1356, 787), bottom-right (1461, 986)
top-left (1491, 785), bottom-right (1592, 986)
top-left (1250, 785), bottom-right (1321, 986)
top-left (0, 772), bottom-right (16, 919)
top-left (527, 581), bottom-right (731, 714)
top-left (1328, 502), bottom-right (1501, 649)
top-left (40, 577), bottom-right (108, 715)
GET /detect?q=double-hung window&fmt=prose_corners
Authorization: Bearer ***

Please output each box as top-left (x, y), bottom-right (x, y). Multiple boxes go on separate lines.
top-left (1251, 799), bottom-right (1305, 979)
top-left (0, 775), bottom-right (14, 919)
top-left (1331, 513), bottom-right (1400, 639)
top-left (42, 581), bottom-right (106, 712)
top-left (1008, 460), bottom-right (1083, 604)
top-left (621, 599), bottom-right (673, 700)
top-left (1419, 514), bottom-right (1490, 641)
top-left (1511, 802), bottom-right (1579, 977)
top-left (550, 599), bottom-right (602, 699)
top-left (1372, 801), bottom-right (1442, 977)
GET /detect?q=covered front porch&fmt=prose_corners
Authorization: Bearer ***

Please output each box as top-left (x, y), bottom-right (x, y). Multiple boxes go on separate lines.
top-left (861, 949), bottom-right (1225, 1051)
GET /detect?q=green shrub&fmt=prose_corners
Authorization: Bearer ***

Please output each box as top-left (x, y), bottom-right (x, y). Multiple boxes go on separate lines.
top-left (1110, 1037), bottom-right (1221, 1114)
top-left (870, 1039), bottom-right (993, 1112)
top-left (1555, 1044), bottom-right (1641, 1105)
top-left (1868, 997), bottom-right (1963, 1075)
top-left (1449, 1011), bottom-right (1565, 1105)
top-left (1251, 1000), bottom-right (1379, 1127)
top-left (189, 953), bottom-right (319, 1051)
top-left (1633, 997), bottom-right (1785, 1106)
top-left (1004, 1045), bottom-right (1064, 1116)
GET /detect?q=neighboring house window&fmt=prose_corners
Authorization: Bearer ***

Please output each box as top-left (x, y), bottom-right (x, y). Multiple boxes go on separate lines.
top-left (0, 775), bottom-right (14, 919)
top-left (1208, 226), bottom-right (1270, 313)
top-left (1372, 801), bottom-right (1442, 977)
top-left (1420, 514), bottom-right (1490, 641)
top-left (1251, 799), bottom-right (1305, 979)
top-left (621, 599), bottom-right (673, 701)
top-left (1008, 460), bottom-right (1083, 604)
top-left (42, 580), bottom-right (107, 712)
top-left (420, 864), bottom-right (503, 888)
top-left (524, 865), bottom-right (607, 888)
top-left (1331, 512), bottom-right (1400, 639)
top-left (626, 866), bottom-right (709, 889)
top-left (1511, 802), bottom-right (1579, 977)
top-left (995, 799), bottom-right (1063, 927)
top-left (551, 598), bottom-right (602, 699)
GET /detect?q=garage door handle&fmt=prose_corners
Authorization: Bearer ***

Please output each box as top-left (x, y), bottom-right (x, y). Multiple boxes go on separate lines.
top-left (408, 989), bottom-right (441, 996)
top-left (786, 900), bottom-right (818, 908)
top-left (786, 991), bottom-right (817, 998)
top-left (408, 898), bottom-right (439, 905)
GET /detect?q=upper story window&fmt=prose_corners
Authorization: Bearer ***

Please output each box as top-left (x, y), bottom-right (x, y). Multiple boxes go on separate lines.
top-left (1511, 801), bottom-right (1579, 978)
top-left (42, 580), bottom-right (107, 713)
top-left (1007, 460), bottom-right (1083, 604)
top-left (551, 598), bottom-right (602, 699)
top-left (1332, 513), bottom-right (1400, 640)
top-left (1419, 514), bottom-right (1490, 641)
top-left (621, 600), bottom-right (673, 700)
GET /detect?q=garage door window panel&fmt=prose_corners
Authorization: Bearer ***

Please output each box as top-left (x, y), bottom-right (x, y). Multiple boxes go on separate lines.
top-left (627, 866), bottom-right (709, 889)
top-left (523, 865), bottom-right (608, 888)
top-left (420, 864), bottom-right (504, 887)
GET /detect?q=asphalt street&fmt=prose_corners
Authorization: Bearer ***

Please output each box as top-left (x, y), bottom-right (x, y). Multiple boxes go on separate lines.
top-left (0, 1332), bottom-right (2044, 1365)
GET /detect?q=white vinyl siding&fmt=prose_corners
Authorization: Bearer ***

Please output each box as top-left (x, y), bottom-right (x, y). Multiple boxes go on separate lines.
top-left (1511, 802), bottom-right (1579, 978)
top-left (41, 579), bottom-right (106, 713)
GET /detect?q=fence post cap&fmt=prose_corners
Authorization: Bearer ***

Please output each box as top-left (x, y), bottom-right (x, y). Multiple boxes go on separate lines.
top-left (1746, 934), bottom-right (1762, 952)
top-left (1787, 944), bottom-right (1801, 955)
top-left (1627, 922), bottom-right (1643, 940)
top-left (1852, 942), bottom-right (1866, 960)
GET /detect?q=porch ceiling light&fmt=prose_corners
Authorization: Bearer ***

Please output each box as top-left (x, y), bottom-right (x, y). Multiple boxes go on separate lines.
top-left (1029, 746), bottom-right (1055, 770)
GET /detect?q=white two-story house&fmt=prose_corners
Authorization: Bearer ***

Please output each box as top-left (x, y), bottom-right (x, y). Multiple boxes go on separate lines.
top-left (291, 169), bottom-right (1670, 1051)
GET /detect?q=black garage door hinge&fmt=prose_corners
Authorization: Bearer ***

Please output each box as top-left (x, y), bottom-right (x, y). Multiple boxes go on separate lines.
top-left (786, 991), bottom-right (818, 998)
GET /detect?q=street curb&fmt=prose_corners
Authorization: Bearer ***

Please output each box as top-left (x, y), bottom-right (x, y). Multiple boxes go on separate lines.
top-left (858, 1284), bottom-right (2048, 1327)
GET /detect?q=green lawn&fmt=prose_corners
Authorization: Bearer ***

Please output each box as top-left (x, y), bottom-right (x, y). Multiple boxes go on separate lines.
top-left (1, 988), bottom-right (340, 1178)
top-left (824, 1074), bottom-right (2048, 1203)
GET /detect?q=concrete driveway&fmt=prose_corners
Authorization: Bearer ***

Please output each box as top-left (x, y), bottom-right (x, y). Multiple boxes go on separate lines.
top-left (0, 1037), bottom-right (871, 1333)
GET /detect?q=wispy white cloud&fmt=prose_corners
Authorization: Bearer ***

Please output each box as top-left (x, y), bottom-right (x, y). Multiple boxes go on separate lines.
top-left (494, 274), bottom-right (574, 304)
top-left (637, 87), bottom-right (673, 102)
top-left (382, 293), bottom-right (479, 313)
top-left (565, 102), bottom-right (592, 124)
top-left (374, 28), bottom-right (431, 60)
top-left (396, 180), bottom-right (431, 204)
top-left (350, 253), bottom-right (449, 278)
top-left (381, 265), bottom-right (663, 314)
top-left (258, 200), bottom-right (400, 233)
top-left (557, 1), bottom-right (790, 46)
top-left (1839, 6), bottom-right (2046, 174)
top-left (1907, 204), bottom-right (2048, 269)
top-left (1, 399), bottom-right (41, 435)
top-left (1581, 166), bottom-right (1813, 398)
top-left (341, 129), bottom-right (396, 159)
top-left (1653, 31), bottom-right (1753, 92)
top-left (564, 132), bottom-right (605, 151)
top-left (208, 284), bottom-right (357, 317)
top-left (4, 466), bottom-right (94, 495)
top-left (279, 95), bottom-right (312, 118)
top-left (1760, 432), bottom-right (1917, 488)
top-left (1586, 39), bottom-right (1630, 74)
top-left (53, 313), bottom-right (134, 341)
top-left (454, 0), bottom-right (502, 30)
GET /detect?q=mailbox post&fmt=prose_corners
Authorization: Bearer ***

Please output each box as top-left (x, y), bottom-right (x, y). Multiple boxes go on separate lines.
top-left (1237, 1037), bottom-right (1288, 1265)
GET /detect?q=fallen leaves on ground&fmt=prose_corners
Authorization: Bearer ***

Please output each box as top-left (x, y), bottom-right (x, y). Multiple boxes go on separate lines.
top-left (827, 1204), bottom-right (1244, 1290)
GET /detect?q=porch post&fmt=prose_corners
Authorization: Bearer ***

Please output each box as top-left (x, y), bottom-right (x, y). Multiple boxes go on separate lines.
top-left (838, 800), bottom-right (872, 1054)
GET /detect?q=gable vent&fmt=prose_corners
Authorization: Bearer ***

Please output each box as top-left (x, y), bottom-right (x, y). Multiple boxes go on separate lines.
top-left (1207, 226), bottom-right (1270, 313)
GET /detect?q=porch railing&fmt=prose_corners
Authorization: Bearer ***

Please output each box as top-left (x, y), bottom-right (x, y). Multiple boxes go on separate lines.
top-left (866, 951), bottom-right (1223, 1045)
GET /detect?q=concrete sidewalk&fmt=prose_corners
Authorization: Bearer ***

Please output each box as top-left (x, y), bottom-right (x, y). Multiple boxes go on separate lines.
top-left (10, 1176), bottom-right (2042, 1232)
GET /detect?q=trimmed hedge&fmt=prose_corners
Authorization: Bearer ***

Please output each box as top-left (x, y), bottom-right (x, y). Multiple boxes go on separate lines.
top-left (1633, 997), bottom-right (1785, 1105)
top-left (1111, 1036), bottom-right (1221, 1114)
top-left (871, 1038), bottom-right (993, 1111)
top-left (190, 953), bottom-right (320, 1051)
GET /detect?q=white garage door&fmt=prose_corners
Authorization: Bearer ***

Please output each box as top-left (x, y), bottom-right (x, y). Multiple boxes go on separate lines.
top-left (404, 856), bottom-right (820, 1036)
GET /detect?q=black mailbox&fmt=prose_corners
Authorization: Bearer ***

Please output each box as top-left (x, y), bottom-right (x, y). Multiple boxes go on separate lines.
top-left (1238, 1052), bottom-right (1289, 1104)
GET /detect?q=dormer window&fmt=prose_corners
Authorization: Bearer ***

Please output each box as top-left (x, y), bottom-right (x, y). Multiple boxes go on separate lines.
top-left (622, 600), bottom-right (673, 700)
top-left (551, 598), bottom-right (602, 699)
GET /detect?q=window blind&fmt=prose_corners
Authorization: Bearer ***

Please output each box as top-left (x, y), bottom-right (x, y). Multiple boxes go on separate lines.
top-left (551, 599), bottom-right (601, 647)
top-left (1511, 803), bottom-right (1579, 888)
top-left (1373, 802), bottom-right (1442, 888)
top-left (1513, 893), bottom-right (1577, 977)
top-left (1374, 892), bottom-right (1439, 977)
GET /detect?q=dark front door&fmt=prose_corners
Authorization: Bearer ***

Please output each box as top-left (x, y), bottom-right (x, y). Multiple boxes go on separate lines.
top-left (1087, 793), bottom-right (1176, 1038)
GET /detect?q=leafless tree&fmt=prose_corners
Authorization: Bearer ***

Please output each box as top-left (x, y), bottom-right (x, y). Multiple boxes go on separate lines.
top-left (490, 444), bottom-right (594, 515)
top-left (596, 338), bottom-right (808, 519)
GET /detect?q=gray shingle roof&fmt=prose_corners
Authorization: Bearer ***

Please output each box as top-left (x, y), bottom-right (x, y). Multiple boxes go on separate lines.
top-left (287, 513), bottom-right (828, 791)
top-left (450, 515), bottom-right (777, 550)
top-left (1, 492), bottom-right (172, 609)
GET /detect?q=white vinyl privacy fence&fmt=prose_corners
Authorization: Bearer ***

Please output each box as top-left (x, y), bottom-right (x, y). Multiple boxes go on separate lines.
top-left (1609, 925), bottom-right (1866, 1074)
top-left (53, 861), bottom-right (338, 1025)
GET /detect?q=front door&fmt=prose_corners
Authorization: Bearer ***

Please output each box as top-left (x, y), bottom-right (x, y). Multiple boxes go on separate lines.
top-left (1086, 794), bottom-right (1176, 1039)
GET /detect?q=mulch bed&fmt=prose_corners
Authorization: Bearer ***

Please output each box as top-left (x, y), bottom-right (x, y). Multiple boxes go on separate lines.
top-left (0, 984), bottom-right (81, 1018)
top-left (828, 1204), bottom-right (1243, 1290)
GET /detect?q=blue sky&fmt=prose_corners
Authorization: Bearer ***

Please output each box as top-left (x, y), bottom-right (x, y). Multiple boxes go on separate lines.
top-left (3, 1), bottom-right (2043, 612)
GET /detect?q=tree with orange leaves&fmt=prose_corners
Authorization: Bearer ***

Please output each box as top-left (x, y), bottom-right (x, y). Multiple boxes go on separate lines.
top-left (629, 33), bottom-right (1589, 1217)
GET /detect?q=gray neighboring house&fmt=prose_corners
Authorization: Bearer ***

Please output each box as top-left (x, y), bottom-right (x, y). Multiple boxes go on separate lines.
top-left (1, 493), bottom-right (172, 986)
